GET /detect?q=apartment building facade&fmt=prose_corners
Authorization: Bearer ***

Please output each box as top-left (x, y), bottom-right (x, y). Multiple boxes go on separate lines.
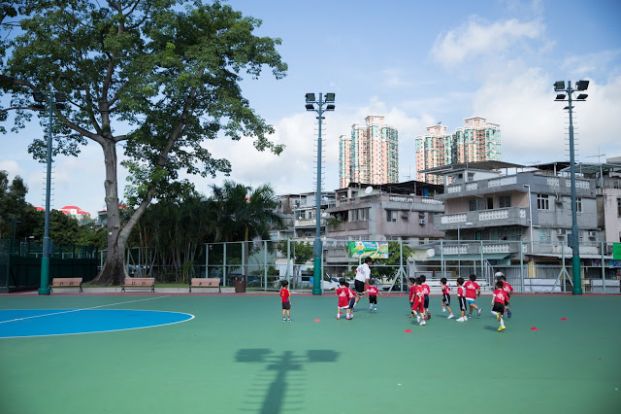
top-left (416, 117), bottom-right (501, 184)
top-left (339, 115), bottom-right (399, 188)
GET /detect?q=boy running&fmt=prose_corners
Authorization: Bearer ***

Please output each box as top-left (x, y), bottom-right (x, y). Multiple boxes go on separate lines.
top-left (336, 279), bottom-right (354, 320)
top-left (464, 274), bottom-right (482, 318)
top-left (367, 279), bottom-right (379, 312)
top-left (440, 277), bottom-right (455, 319)
top-left (410, 278), bottom-right (426, 326)
top-left (496, 272), bottom-right (514, 318)
top-left (456, 277), bottom-right (467, 322)
top-left (279, 280), bottom-right (291, 322)
top-left (492, 280), bottom-right (508, 332)
top-left (420, 275), bottom-right (431, 320)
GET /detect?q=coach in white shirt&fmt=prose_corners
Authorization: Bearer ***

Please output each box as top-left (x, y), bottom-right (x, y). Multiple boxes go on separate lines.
top-left (354, 257), bottom-right (372, 305)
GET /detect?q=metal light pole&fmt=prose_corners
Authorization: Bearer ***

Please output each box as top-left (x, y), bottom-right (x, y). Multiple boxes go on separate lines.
top-left (524, 184), bottom-right (534, 256)
top-left (554, 80), bottom-right (589, 295)
top-left (38, 85), bottom-right (54, 295)
top-left (305, 92), bottom-right (335, 295)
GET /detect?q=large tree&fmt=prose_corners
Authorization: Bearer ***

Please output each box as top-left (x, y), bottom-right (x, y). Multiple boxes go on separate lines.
top-left (1, 1), bottom-right (286, 283)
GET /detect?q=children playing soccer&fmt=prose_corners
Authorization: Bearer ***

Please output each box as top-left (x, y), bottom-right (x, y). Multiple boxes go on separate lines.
top-left (408, 277), bottom-right (416, 316)
top-left (419, 275), bottom-right (431, 320)
top-left (456, 277), bottom-right (467, 322)
top-left (464, 274), bottom-right (482, 318)
top-left (492, 280), bottom-right (508, 332)
top-left (496, 272), bottom-right (514, 318)
top-left (440, 277), bottom-right (455, 319)
top-left (279, 280), bottom-right (291, 322)
top-left (367, 278), bottom-right (379, 312)
top-left (336, 279), bottom-right (354, 320)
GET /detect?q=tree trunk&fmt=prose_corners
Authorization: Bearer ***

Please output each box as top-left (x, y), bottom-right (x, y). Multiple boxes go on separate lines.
top-left (95, 140), bottom-right (152, 285)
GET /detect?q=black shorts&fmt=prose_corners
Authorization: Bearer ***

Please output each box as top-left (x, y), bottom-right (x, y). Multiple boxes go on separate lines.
top-left (492, 302), bottom-right (505, 315)
top-left (424, 295), bottom-right (430, 309)
top-left (369, 295), bottom-right (377, 304)
top-left (442, 294), bottom-right (451, 306)
top-left (354, 280), bottom-right (365, 293)
top-left (281, 301), bottom-right (291, 310)
top-left (458, 297), bottom-right (467, 312)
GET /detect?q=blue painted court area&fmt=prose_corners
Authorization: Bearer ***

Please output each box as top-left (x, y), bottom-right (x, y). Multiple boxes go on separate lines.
top-left (0, 309), bottom-right (194, 338)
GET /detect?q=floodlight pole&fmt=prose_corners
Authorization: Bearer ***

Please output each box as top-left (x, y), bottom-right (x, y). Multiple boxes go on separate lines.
top-left (555, 80), bottom-right (584, 295)
top-left (305, 92), bottom-right (334, 295)
top-left (39, 85), bottom-right (54, 295)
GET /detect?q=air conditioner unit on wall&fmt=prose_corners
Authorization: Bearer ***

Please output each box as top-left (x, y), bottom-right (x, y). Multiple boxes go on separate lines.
top-left (419, 219), bottom-right (426, 225)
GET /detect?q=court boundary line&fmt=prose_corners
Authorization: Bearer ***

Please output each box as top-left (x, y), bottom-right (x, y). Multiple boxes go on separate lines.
top-left (0, 295), bottom-right (169, 325)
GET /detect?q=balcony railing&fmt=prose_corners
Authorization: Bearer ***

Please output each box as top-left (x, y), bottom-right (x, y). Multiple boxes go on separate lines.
top-left (437, 207), bottom-right (529, 229)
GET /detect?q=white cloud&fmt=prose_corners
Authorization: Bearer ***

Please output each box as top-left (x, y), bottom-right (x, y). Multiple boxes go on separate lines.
top-left (431, 18), bottom-right (543, 67)
top-left (0, 160), bottom-right (21, 177)
top-left (471, 68), bottom-right (621, 164)
top-left (561, 49), bottom-right (621, 78)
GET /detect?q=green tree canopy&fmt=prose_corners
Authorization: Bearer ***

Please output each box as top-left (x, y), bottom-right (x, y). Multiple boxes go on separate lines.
top-left (1, 1), bottom-right (287, 283)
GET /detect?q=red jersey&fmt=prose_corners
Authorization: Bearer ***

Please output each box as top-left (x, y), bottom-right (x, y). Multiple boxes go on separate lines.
top-left (457, 286), bottom-right (465, 298)
top-left (336, 287), bottom-right (352, 307)
top-left (441, 284), bottom-right (450, 295)
top-left (493, 289), bottom-right (507, 304)
top-left (367, 286), bottom-right (379, 297)
top-left (502, 281), bottom-right (513, 296)
top-left (414, 285), bottom-right (424, 304)
top-left (421, 283), bottom-right (431, 296)
top-left (463, 280), bottom-right (480, 299)
top-left (408, 285), bottom-right (417, 302)
top-left (279, 288), bottom-right (290, 303)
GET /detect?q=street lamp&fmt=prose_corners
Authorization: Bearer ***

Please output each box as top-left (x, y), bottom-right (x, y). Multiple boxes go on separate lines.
top-left (457, 221), bottom-right (473, 276)
top-left (554, 80), bottom-right (589, 295)
top-left (523, 184), bottom-right (534, 256)
top-left (305, 92), bottom-right (335, 295)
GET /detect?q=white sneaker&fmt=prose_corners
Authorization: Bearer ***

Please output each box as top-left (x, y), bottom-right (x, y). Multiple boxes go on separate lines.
top-left (442, 308), bottom-right (447, 313)
top-left (336, 314), bottom-right (341, 320)
top-left (456, 317), bottom-right (465, 322)
top-left (477, 308), bottom-right (482, 316)
top-left (416, 316), bottom-right (421, 323)
top-left (420, 320), bottom-right (426, 326)
top-left (448, 314), bottom-right (454, 319)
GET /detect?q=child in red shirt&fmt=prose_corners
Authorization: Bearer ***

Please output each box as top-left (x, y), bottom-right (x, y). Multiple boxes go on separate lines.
top-left (463, 274), bottom-right (482, 318)
top-left (456, 277), bottom-right (467, 322)
top-left (419, 275), bottom-right (431, 320)
top-left (492, 280), bottom-right (508, 332)
top-left (279, 280), bottom-right (291, 322)
top-left (496, 273), bottom-right (514, 318)
top-left (410, 278), bottom-right (426, 326)
top-left (440, 277), bottom-right (455, 319)
top-left (336, 279), bottom-right (354, 320)
top-left (367, 278), bottom-right (379, 312)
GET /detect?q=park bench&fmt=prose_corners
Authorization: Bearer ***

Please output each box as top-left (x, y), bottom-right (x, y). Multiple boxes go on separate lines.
top-left (51, 277), bottom-right (83, 292)
top-left (122, 277), bottom-right (155, 292)
top-left (190, 277), bottom-right (221, 293)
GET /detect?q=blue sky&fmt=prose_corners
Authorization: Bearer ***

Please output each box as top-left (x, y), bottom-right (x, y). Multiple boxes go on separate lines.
top-left (2, 0), bottom-right (621, 215)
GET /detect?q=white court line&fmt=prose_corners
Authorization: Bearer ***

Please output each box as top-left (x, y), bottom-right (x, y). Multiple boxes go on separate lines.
top-left (0, 295), bottom-right (170, 325)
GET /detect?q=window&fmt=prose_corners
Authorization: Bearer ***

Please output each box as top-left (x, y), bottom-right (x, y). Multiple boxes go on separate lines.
top-left (350, 208), bottom-right (368, 222)
top-left (487, 197), bottom-right (494, 209)
top-left (499, 195), bottom-right (511, 208)
top-left (576, 197), bottom-right (582, 213)
top-left (469, 199), bottom-right (477, 211)
top-left (386, 210), bottom-right (397, 222)
top-left (617, 197), bottom-right (621, 217)
top-left (537, 194), bottom-right (550, 210)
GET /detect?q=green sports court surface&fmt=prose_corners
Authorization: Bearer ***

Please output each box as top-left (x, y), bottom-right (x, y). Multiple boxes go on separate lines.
top-left (0, 294), bottom-right (620, 414)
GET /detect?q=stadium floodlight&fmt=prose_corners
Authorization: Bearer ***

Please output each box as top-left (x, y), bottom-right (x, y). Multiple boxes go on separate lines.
top-left (576, 80), bottom-right (589, 91)
top-left (553, 80), bottom-right (590, 295)
top-left (304, 92), bottom-right (335, 296)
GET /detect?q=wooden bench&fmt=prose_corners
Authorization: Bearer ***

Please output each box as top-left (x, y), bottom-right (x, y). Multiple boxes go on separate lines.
top-left (51, 277), bottom-right (83, 292)
top-left (122, 277), bottom-right (155, 292)
top-left (190, 278), bottom-right (221, 293)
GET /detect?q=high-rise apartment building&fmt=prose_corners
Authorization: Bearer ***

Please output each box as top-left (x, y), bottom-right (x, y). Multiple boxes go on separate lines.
top-left (416, 116), bottom-right (501, 184)
top-left (339, 116), bottom-right (399, 188)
